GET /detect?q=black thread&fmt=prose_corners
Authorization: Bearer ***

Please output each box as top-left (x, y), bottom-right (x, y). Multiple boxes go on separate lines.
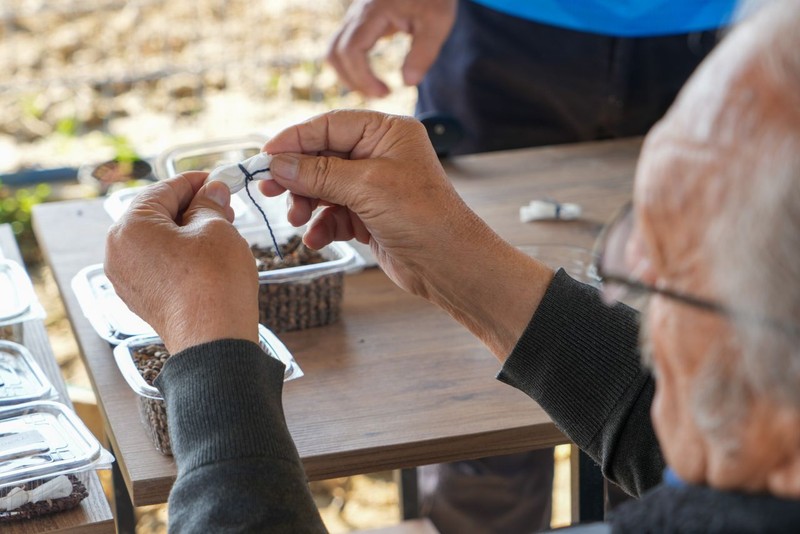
top-left (239, 163), bottom-right (284, 260)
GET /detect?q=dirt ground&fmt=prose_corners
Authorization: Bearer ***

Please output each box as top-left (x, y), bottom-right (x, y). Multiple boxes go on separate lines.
top-left (8, 1), bottom-right (573, 531)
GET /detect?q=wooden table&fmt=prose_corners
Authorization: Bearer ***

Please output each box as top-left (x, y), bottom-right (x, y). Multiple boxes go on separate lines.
top-left (0, 225), bottom-right (114, 534)
top-left (32, 138), bottom-right (640, 517)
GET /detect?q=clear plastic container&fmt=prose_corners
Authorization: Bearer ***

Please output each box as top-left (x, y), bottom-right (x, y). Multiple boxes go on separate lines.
top-left (0, 401), bottom-right (113, 522)
top-left (71, 264), bottom-right (156, 345)
top-left (72, 226), bottom-right (364, 343)
top-left (243, 226), bottom-right (364, 332)
top-left (0, 260), bottom-right (46, 344)
top-left (154, 134), bottom-right (268, 179)
top-left (113, 324), bottom-right (303, 455)
top-left (0, 341), bottom-right (56, 406)
top-left (152, 134), bottom-right (279, 229)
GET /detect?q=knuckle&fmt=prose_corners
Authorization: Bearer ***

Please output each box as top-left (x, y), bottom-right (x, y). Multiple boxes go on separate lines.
top-left (312, 157), bottom-right (335, 187)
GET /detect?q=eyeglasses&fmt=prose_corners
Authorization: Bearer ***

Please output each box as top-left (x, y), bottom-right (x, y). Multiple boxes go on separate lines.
top-left (591, 201), bottom-right (799, 337)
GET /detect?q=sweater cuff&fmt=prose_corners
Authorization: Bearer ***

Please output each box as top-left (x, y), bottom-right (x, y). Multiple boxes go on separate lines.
top-left (154, 339), bottom-right (300, 475)
top-left (497, 269), bottom-right (643, 447)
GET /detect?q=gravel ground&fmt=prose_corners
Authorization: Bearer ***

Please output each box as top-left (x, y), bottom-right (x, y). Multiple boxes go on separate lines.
top-left (1, 0), bottom-right (416, 173)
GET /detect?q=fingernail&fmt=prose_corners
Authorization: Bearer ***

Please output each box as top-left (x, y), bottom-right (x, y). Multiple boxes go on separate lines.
top-left (203, 181), bottom-right (230, 207)
top-left (271, 154), bottom-right (300, 180)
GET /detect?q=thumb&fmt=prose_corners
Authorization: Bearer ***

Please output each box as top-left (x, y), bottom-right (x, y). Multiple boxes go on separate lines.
top-left (182, 180), bottom-right (235, 226)
top-left (270, 153), bottom-right (366, 209)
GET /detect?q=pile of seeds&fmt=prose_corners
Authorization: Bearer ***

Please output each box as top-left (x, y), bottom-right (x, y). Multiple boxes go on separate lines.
top-left (0, 475), bottom-right (88, 522)
top-left (252, 235), bottom-right (344, 332)
top-left (131, 344), bottom-right (172, 455)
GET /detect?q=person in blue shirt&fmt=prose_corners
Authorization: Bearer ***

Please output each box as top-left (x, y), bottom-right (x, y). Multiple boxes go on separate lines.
top-left (328, 2), bottom-right (735, 531)
top-left (328, 0), bottom-right (735, 155)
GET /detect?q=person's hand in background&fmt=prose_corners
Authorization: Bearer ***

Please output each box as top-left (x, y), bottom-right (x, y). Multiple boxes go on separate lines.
top-left (105, 172), bottom-right (260, 354)
top-left (260, 109), bottom-right (552, 360)
top-left (327, 0), bottom-right (456, 97)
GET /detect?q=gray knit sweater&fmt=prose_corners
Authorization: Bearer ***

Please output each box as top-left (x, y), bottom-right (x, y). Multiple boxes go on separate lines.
top-left (155, 269), bottom-right (800, 533)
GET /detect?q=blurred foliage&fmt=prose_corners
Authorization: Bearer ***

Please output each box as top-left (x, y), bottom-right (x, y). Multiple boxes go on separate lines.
top-left (107, 134), bottom-right (139, 163)
top-left (55, 116), bottom-right (80, 137)
top-left (20, 94), bottom-right (44, 121)
top-left (0, 181), bottom-right (51, 264)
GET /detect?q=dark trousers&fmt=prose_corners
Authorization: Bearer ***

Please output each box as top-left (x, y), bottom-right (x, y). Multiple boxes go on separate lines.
top-left (416, 2), bottom-right (719, 532)
top-left (417, 0), bottom-right (719, 156)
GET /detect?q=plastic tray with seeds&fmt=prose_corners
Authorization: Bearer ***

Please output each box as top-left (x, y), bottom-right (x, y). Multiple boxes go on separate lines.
top-left (0, 401), bottom-right (113, 523)
top-left (113, 325), bottom-right (302, 455)
top-left (242, 226), bottom-right (364, 333)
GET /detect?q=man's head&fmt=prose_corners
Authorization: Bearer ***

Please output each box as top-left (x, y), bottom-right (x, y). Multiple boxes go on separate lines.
top-left (630, 0), bottom-right (800, 496)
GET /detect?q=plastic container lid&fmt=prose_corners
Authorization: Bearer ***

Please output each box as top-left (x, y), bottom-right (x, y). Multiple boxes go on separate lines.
top-left (0, 401), bottom-right (113, 490)
top-left (242, 226), bottom-right (365, 284)
top-left (153, 134), bottom-right (268, 179)
top-left (71, 265), bottom-right (156, 345)
top-left (0, 341), bottom-right (56, 406)
top-left (0, 260), bottom-right (45, 327)
top-left (113, 324), bottom-right (303, 400)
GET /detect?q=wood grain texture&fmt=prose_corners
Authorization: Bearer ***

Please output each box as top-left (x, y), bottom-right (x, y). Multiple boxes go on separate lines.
top-left (0, 226), bottom-right (114, 534)
top-left (31, 137), bottom-right (640, 506)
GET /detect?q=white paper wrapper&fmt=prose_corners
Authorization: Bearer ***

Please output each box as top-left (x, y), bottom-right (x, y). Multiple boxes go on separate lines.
top-left (520, 200), bottom-right (582, 222)
top-left (207, 153), bottom-right (273, 194)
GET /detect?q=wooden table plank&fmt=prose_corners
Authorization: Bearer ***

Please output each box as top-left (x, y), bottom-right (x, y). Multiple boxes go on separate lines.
top-left (0, 225), bottom-right (114, 534)
top-left (32, 137), bottom-right (640, 506)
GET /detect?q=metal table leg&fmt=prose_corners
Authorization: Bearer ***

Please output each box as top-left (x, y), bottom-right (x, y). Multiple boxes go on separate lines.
top-left (398, 467), bottom-right (420, 520)
top-left (109, 438), bottom-right (137, 534)
top-left (571, 447), bottom-right (605, 523)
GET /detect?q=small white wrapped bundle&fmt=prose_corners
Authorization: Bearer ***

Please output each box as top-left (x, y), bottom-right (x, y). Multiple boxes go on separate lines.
top-left (207, 152), bottom-right (273, 194)
top-left (520, 199), bottom-right (582, 222)
top-left (0, 475), bottom-right (73, 511)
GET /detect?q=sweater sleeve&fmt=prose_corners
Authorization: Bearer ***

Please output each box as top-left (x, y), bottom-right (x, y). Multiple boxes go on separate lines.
top-left (497, 269), bottom-right (664, 496)
top-left (154, 339), bottom-right (327, 533)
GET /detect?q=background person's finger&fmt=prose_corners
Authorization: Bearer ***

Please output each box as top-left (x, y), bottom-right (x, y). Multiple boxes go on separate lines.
top-left (326, 32), bottom-right (358, 92)
top-left (401, 25), bottom-right (448, 86)
top-left (336, 19), bottom-right (391, 97)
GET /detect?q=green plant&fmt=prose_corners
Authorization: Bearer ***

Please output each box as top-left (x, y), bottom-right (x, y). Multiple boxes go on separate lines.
top-left (107, 135), bottom-right (139, 164)
top-left (0, 181), bottom-right (51, 264)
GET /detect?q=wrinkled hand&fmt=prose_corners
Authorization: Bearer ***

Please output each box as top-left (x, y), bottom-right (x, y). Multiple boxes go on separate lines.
top-left (259, 110), bottom-right (551, 359)
top-left (260, 109), bottom-right (478, 298)
top-left (327, 0), bottom-right (456, 97)
top-left (105, 173), bottom-right (260, 354)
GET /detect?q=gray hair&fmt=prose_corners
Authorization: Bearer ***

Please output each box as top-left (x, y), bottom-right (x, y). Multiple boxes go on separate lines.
top-left (693, 0), bottom-right (800, 435)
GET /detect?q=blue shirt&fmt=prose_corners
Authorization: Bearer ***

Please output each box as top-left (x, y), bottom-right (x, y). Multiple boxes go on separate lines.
top-left (663, 467), bottom-right (688, 488)
top-left (470, 0), bottom-right (737, 37)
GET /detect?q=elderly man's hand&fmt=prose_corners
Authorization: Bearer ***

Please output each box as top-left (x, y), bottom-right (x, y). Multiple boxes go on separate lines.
top-left (259, 109), bottom-right (477, 299)
top-left (327, 0), bottom-right (456, 97)
top-left (260, 110), bottom-right (552, 359)
top-left (105, 173), bottom-right (260, 355)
